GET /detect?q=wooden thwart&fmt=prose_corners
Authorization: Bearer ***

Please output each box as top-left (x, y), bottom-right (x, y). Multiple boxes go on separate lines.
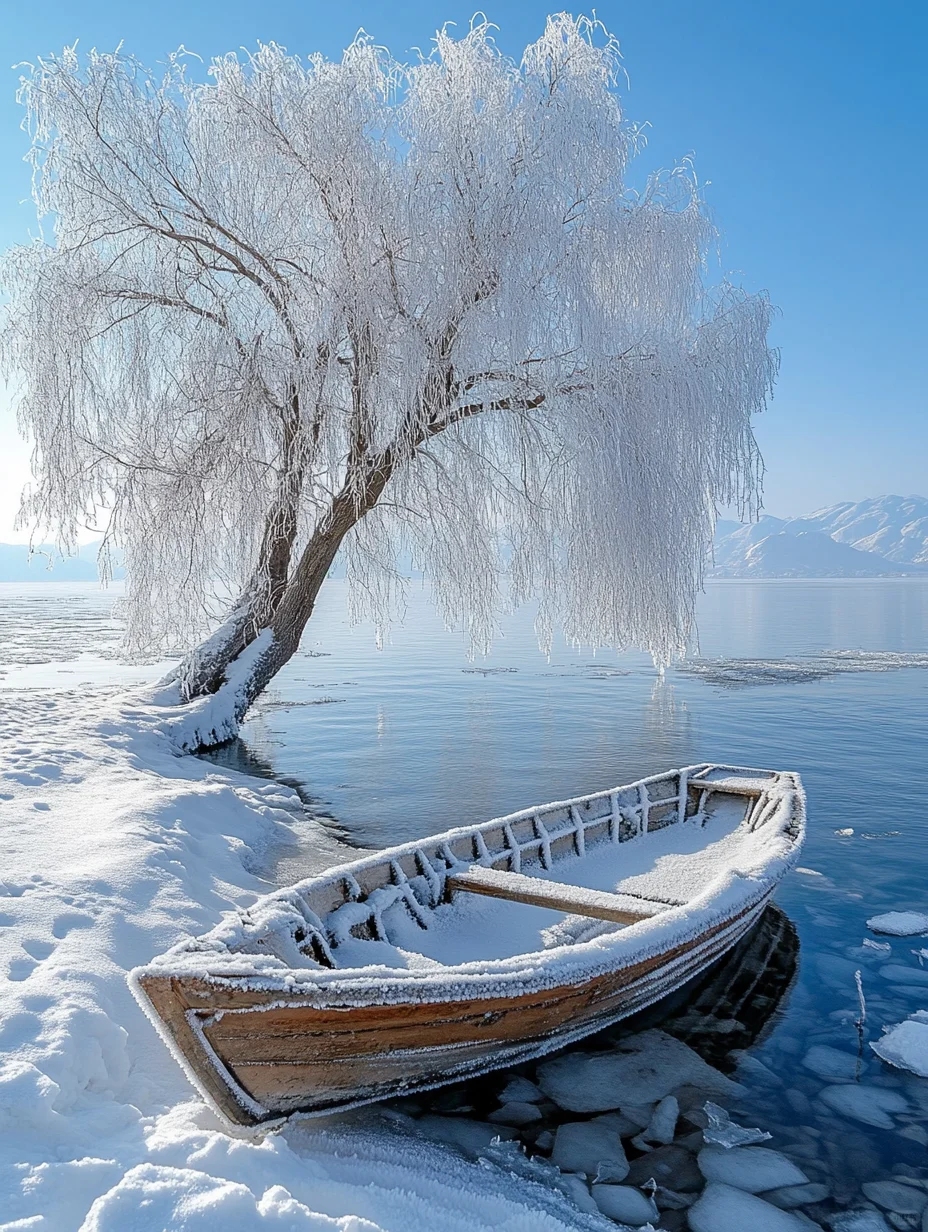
top-left (446, 865), bottom-right (663, 925)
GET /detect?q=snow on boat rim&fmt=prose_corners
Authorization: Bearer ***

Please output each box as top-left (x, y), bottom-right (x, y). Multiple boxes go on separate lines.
top-left (131, 764), bottom-right (805, 1002)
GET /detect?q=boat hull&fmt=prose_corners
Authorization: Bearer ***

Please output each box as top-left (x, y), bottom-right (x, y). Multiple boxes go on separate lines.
top-left (137, 892), bottom-right (770, 1125)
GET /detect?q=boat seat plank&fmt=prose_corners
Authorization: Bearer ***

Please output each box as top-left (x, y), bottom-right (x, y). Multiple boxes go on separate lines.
top-left (446, 865), bottom-right (665, 925)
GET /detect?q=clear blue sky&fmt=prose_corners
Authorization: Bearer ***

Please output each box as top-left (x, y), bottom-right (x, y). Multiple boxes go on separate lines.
top-left (1, 0), bottom-right (926, 539)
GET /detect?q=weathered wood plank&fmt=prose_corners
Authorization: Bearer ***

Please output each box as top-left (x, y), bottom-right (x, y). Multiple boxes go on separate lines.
top-left (446, 865), bottom-right (664, 924)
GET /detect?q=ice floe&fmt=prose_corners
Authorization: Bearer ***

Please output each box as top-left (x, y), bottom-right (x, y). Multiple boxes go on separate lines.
top-left (867, 911), bottom-right (928, 936)
top-left (870, 1011), bottom-right (928, 1077)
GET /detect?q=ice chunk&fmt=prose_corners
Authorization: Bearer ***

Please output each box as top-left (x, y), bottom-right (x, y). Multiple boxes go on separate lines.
top-left (871, 1012), bottom-right (928, 1077)
top-left (697, 1145), bottom-right (809, 1193)
top-left (498, 1076), bottom-right (543, 1104)
top-left (549, 1117), bottom-right (629, 1179)
top-left (591, 1183), bottom-right (659, 1225)
top-left (861, 1181), bottom-right (928, 1215)
top-left (818, 1083), bottom-right (909, 1128)
top-left (688, 1182), bottom-right (818, 1232)
top-left (801, 1044), bottom-right (860, 1082)
top-left (703, 1101), bottom-right (772, 1147)
top-left (878, 964), bottom-right (928, 986)
top-left (867, 912), bottom-right (928, 936)
top-left (536, 1029), bottom-right (742, 1112)
top-left (641, 1095), bottom-right (678, 1144)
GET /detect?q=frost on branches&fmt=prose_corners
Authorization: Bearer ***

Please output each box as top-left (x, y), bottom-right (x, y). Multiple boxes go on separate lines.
top-left (1, 15), bottom-right (775, 745)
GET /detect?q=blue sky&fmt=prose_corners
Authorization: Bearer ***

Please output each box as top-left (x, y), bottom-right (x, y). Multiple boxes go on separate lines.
top-left (1, 0), bottom-right (925, 539)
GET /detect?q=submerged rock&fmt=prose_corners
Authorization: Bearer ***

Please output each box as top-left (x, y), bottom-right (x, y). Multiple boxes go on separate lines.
top-left (829, 1212), bottom-right (893, 1232)
top-left (591, 1183), bottom-right (659, 1225)
top-left (861, 1181), bottom-right (928, 1215)
top-left (536, 1029), bottom-right (742, 1113)
top-left (698, 1145), bottom-right (809, 1193)
top-left (879, 964), bottom-right (928, 986)
top-left (765, 1182), bottom-right (831, 1209)
top-left (689, 1182), bottom-right (820, 1232)
top-left (487, 1101), bottom-right (542, 1126)
top-left (819, 1083), bottom-right (909, 1129)
top-left (625, 1143), bottom-right (704, 1192)
top-left (802, 1044), bottom-right (861, 1082)
top-left (549, 1117), bottom-right (629, 1179)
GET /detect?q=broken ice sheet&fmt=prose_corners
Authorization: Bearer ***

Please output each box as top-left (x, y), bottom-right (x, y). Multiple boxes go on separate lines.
top-left (702, 1102), bottom-right (772, 1148)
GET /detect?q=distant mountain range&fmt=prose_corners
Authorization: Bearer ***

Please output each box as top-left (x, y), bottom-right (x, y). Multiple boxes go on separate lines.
top-left (2, 496), bottom-right (926, 582)
top-left (712, 495), bottom-right (928, 578)
top-left (0, 541), bottom-right (123, 583)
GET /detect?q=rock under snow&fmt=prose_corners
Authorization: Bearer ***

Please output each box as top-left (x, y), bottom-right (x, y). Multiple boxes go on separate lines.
top-left (536, 1030), bottom-right (742, 1113)
top-left (861, 1182), bottom-right (928, 1215)
top-left (871, 1012), bottom-right (928, 1077)
top-left (591, 1183), bottom-right (659, 1225)
top-left (802, 1044), bottom-right (860, 1082)
top-left (414, 1116), bottom-right (517, 1156)
top-left (867, 912), bottom-right (928, 937)
top-left (818, 1084), bottom-right (909, 1128)
top-left (549, 1117), bottom-right (629, 1179)
top-left (697, 1145), bottom-right (809, 1193)
top-left (641, 1095), bottom-right (678, 1144)
top-left (688, 1182), bottom-right (818, 1232)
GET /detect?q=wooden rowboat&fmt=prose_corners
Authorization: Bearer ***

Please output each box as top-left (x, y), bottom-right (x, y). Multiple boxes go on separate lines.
top-left (131, 762), bottom-right (804, 1126)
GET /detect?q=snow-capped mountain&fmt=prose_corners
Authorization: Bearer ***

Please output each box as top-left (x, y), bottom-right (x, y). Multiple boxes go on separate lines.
top-left (711, 496), bottom-right (928, 577)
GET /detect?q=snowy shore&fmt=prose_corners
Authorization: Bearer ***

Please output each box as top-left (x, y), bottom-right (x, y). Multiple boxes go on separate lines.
top-left (0, 683), bottom-right (612, 1230)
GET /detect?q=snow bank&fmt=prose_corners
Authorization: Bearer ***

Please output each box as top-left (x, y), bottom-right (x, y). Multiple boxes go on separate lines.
top-left (0, 685), bottom-right (612, 1230)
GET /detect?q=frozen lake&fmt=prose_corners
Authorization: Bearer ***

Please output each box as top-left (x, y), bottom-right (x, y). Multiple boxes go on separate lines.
top-left (4, 575), bottom-right (928, 1219)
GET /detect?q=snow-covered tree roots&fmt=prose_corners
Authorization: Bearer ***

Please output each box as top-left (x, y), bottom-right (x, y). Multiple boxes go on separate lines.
top-left (1, 15), bottom-right (775, 748)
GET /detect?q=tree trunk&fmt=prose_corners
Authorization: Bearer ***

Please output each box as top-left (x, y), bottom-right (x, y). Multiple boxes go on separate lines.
top-left (170, 453), bottom-right (394, 751)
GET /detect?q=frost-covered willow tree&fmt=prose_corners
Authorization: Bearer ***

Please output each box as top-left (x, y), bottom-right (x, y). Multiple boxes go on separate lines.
top-left (2, 16), bottom-right (773, 745)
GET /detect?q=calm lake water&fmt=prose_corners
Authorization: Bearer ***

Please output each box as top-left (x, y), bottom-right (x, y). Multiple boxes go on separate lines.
top-left (6, 577), bottom-right (928, 1220)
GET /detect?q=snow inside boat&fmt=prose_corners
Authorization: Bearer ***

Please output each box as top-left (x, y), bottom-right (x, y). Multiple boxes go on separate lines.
top-left (131, 763), bottom-right (805, 1126)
